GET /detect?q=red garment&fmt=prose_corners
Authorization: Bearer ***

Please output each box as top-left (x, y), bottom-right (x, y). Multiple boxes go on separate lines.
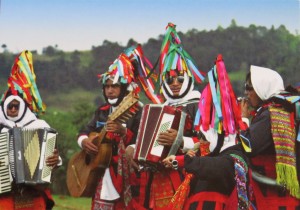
top-left (251, 155), bottom-right (300, 209)
top-left (0, 188), bottom-right (53, 210)
top-left (184, 192), bottom-right (229, 210)
top-left (150, 170), bottom-right (181, 210)
top-left (92, 130), bottom-right (138, 210)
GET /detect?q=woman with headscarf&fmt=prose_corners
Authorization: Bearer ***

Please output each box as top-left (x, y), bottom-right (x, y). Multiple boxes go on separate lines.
top-left (240, 65), bottom-right (300, 209)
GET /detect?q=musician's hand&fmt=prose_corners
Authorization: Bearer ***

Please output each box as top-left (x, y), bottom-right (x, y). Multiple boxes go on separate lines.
top-left (82, 135), bottom-right (98, 155)
top-left (157, 129), bottom-right (177, 146)
top-left (46, 149), bottom-right (59, 168)
top-left (162, 155), bottom-right (176, 168)
top-left (125, 145), bottom-right (140, 171)
top-left (186, 150), bottom-right (196, 158)
top-left (106, 120), bottom-right (127, 137)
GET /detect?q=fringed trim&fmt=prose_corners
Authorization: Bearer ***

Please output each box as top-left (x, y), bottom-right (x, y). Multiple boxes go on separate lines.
top-left (269, 106), bottom-right (300, 199)
top-left (276, 163), bottom-right (300, 199)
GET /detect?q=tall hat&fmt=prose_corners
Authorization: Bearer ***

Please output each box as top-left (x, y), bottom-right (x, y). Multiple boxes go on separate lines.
top-left (159, 23), bottom-right (205, 89)
top-left (98, 44), bottom-right (162, 104)
top-left (194, 55), bottom-right (246, 137)
top-left (1, 50), bottom-right (46, 114)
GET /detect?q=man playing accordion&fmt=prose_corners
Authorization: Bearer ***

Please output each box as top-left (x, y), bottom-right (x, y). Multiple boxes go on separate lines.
top-left (0, 51), bottom-right (61, 210)
top-left (131, 23), bottom-right (205, 210)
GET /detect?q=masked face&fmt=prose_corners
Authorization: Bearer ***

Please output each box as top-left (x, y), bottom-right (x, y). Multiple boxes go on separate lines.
top-left (3, 95), bottom-right (27, 122)
top-left (7, 99), bottom-right (20, 118)
top-left (162, 71), bottom-right (194, 102)
top-left (165, 72), bottom-right (184, 96)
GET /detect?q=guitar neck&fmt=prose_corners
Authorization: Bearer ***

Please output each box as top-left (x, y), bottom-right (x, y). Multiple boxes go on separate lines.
top-left (92, 91), bottom-right (140, 146)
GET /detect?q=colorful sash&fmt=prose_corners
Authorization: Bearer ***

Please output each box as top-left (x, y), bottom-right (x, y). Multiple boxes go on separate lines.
top-left (269, 105), bottom-right (300, 198)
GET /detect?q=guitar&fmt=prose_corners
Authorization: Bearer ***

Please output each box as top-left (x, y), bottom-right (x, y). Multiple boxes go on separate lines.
top-left (66, 91), bottom-right (140, 197)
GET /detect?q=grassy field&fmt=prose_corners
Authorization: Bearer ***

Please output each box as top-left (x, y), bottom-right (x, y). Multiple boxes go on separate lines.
top-left (52, 195), bottom-right (91, 210)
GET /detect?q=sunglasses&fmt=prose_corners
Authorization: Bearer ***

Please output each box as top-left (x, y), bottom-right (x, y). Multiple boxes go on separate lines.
top-left (166, 75), bottom-right (185, 85)
top-left (7, 103), bottom-right (20, 110)
top-left (245, 84), bottom-right (254, 91)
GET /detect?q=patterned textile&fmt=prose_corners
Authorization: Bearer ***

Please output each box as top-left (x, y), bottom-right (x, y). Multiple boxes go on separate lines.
top-left (151, 171), bottom-right (175, 209)
top-left (269, 106), bottom-right (300, 198)
top-left (184, 192), bottom-right (228, 210)
top-left (168, 173), bottom-right (194, 210)
top-left (230, 154), bottom-right (254, 210)
top-left (117, 137), bottom-right (132, 206)
top-left (93, 137), bottom-right (133, 209)
top-left (0, 189), bottom-right (49, 210)
top-left (93, 199), bottom-right (115, 210)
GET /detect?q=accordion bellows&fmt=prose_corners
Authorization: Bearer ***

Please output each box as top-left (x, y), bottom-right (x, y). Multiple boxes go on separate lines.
top-left (0, 127), bottom-right (57, 194)
top-left (134, 104), bottom-right (187, 168)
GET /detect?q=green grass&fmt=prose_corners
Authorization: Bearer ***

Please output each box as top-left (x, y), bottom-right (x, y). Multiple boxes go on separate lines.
top-left (52, 195), bottom-right (91, 210)
top-left (41, 88), bottom-right (100, 111)
top-left (228, 71), bottom-right (246, 81)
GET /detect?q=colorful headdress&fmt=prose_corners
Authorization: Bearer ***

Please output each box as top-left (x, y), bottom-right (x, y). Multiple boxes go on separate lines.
top-left (194, 55), bottom-right (246, 136)
top-left (159, 23), bottom-right (205, 84)
top-left (98, 44), bottom-right (162, 103)
top-left (2, 50), bottom-right (46, 113)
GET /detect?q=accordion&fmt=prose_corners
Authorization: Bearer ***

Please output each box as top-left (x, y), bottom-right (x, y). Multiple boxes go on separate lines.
top-left (0, 132), bottom-right (11, 194)
top-left (7, 127), bottom-right (57, 187)
top-left (134, 104), bottom-right (187, 167)
top-left (0, 127), bottom-right (57, 194)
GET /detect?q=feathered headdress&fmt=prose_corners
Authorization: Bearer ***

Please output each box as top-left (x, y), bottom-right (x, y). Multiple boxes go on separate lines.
top-left (2, 50), bottom-right (46, 113)
top-left (98, 44), bottom-right (162, 103)
top-left (194, 55), bottom-right (246, 136)
top-left (159, 23), bottom-right (205, 85)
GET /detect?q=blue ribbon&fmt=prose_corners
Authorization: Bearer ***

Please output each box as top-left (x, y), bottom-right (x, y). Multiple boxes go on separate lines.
top-left (96, 121), bottom-right (106, 128)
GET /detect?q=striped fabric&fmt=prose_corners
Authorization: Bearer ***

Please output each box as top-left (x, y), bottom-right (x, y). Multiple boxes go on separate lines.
top-left (269, 106), bottom-right (300, 198)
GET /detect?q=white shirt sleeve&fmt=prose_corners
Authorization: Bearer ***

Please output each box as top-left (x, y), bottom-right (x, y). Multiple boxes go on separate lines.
top-left (77, 135), bottom-right (88, 148)
top-left (182, 136), bottom-right (195, 152)
top-left (242, 117), bottom-right (250, 127)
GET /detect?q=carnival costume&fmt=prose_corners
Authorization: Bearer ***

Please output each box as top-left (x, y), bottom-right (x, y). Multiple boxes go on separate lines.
top-left (77, 45), bottom-right (158, 210)
top-left (0, 51), bottom-right (57, 210)
top-left (137, 23), bottom-right (206, 210)
top-left (167, 54), bottom-right (256, 210)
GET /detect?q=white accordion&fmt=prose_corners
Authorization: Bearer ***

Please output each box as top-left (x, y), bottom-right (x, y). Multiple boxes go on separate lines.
top-left (0, 127), bottom-right (57, 194)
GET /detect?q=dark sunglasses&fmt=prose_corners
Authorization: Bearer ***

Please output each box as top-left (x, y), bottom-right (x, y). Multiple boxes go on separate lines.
top-left (7, 103), bottom-right (20, 110)
top-left (104, 83), bottom-right (121, 89)
top-left (166, 75), bottom-right (185, 85)
top-left (245, 84), bottom-right (254, 91)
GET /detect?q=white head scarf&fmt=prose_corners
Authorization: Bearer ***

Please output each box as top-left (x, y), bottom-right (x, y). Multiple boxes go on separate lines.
top-left (250, 65), bottom-right (284, 101)
top-left (1, 95), bottom-right (37, 128)
top-left (162, 72), bottom-right (198, 105)
top-left (3, 95), bottom-right (26, 122)
top-left (163, 90), bottom-right (200, 106)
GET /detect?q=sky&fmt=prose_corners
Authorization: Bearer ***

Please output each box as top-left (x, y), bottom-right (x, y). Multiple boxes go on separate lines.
top-left (0, 0), bottom-right (299, 53)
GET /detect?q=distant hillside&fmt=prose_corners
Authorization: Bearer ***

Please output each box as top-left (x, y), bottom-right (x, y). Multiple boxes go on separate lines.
top-left (1, 21), bottom-right (299, 108)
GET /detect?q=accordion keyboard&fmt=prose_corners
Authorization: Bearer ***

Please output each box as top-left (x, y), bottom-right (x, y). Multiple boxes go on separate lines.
top-left (41, 133), bottom-right (56, 182)
top-left (0, 132), bottom-right (11, 194)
